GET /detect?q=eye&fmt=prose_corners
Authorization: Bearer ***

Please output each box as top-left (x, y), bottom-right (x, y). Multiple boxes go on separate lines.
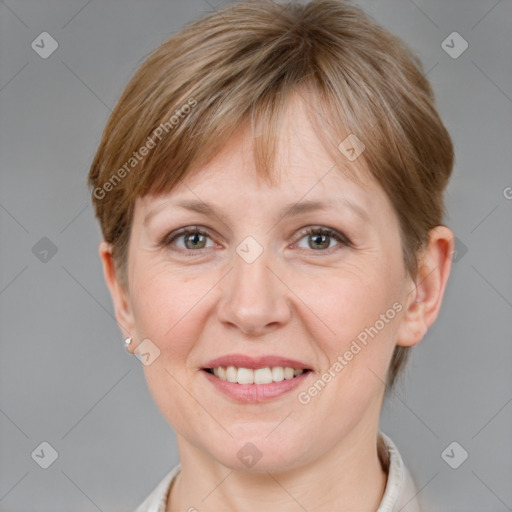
top-left (160, 225), bottom-right (351, 256)
top-left (161, 227), bottom-right (216, 253)
top-left (294, 226), bottom-right (351, 254)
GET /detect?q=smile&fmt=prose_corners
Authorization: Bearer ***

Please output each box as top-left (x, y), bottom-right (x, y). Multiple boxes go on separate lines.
top-left (201, 366), bottom-right (312, 403)
top-left (204, 365), bottom-right (310, 384)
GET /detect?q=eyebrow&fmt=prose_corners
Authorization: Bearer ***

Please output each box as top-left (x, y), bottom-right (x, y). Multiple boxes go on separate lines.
top-left (144, 197), bottom-right (369, 227)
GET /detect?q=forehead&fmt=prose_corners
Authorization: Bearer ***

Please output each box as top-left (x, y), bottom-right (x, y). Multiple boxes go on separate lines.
top-left (137, 93), bottom-right (380, 216)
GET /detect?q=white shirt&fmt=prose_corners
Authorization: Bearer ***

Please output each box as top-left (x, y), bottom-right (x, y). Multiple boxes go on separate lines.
top-left (135, 431), bottom-right (422, 512)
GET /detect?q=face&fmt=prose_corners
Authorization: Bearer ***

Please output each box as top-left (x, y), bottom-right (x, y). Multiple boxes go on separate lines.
top-left (105, 94), bottom-right (425, 473)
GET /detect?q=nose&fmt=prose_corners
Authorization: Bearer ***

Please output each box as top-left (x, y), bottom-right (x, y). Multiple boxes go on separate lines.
top-left (216, 249), bottom-right (292, 337)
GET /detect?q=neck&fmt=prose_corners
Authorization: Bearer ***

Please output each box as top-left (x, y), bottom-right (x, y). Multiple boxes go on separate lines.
top-left (167, 424), bottom-right (388, 512)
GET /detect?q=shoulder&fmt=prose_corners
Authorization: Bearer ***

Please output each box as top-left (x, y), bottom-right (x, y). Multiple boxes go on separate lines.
top-left (135, 463), bottom-right (181, 512)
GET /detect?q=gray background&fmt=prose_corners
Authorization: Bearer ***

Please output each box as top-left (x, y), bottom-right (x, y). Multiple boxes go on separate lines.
top-left (1, 0), bottom-right (511, 510)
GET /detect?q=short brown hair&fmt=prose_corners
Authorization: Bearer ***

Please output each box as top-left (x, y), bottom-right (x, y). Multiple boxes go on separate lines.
top-left (88, 0), bottom-right (454, 389)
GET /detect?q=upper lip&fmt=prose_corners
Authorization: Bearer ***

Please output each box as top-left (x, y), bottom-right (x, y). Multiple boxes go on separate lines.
top-left (203, 354), bottom-right (311, 370)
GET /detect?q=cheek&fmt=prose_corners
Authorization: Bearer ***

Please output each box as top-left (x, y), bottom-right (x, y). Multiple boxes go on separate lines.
top-left (129, 266), bottom-right (211, 426)
top-left (129, 264), bottom-right (208, 362)
top-left (301, 271), bottom-right (402, 414)
top-left (314, 267), bottom-right (402, 354)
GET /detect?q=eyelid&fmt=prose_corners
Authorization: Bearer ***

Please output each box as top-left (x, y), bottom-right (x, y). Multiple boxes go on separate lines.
top-left (159, 225), bottom-right (217, 251)
top-left (294, 226), bottom-right (351, 246)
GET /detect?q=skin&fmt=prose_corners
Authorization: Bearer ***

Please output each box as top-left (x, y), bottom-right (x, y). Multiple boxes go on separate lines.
top-left (100, 93), bottom-right (454, 511)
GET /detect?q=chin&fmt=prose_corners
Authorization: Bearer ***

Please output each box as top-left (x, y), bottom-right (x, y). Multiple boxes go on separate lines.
top-left (207, 429), bottom-right (309, 474)
top-left (220, 451), bottom-right (305, 475)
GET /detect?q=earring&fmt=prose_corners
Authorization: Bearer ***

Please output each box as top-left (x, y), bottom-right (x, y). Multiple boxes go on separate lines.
top-left (124, 337), bottom-right (132, 351)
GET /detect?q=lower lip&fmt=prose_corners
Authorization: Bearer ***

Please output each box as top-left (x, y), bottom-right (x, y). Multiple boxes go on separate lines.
top-left (202, 369), bottom-right (311, 403)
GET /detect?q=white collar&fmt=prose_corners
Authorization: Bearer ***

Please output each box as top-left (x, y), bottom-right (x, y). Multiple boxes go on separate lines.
top-left (135, 431), bottom-right (422, 512)
top-left (376, 431), bottom-right (422, 511)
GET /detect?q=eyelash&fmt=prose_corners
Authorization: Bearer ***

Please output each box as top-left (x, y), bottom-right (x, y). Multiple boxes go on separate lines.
top-left (159, 225), bottom-right (352, 256)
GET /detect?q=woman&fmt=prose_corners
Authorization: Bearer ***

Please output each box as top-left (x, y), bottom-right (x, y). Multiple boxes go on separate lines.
top-left (88, 0), bottom-right (455, 510)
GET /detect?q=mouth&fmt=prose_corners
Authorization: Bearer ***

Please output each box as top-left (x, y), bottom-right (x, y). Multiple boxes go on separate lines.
top-left (200, 354), bottom-right (313, 402)
top-left (202, 366), bottom-right (312, 385)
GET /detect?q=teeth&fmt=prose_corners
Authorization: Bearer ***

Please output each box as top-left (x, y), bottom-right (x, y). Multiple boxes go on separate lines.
top-left (237, 367), bottom-right (254, 384)
top-left (211, 366), bottom-right (306, 384)
top-left (217, 366), bottom-right (227, 381)
top-left (271, 366), bottom-right (284, 382)
top-left (284, 367), bottom-right (294, 379)
top-left (226, 365), bottom-right (237, 383)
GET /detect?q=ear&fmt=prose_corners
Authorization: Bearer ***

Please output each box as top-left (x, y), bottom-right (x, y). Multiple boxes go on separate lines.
top-left (396, 226), bottom-right (454, 347)
top-left (98, 241), bottom-right (136, 351)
